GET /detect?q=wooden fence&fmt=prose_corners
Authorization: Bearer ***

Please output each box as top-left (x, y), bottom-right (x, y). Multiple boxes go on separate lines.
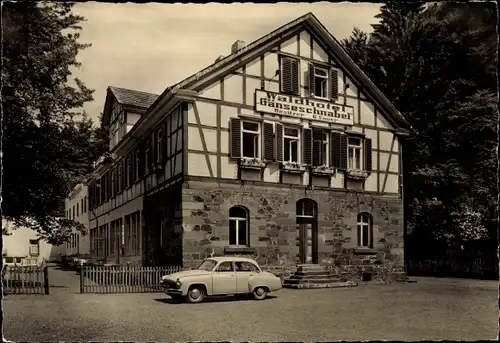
top-left (2, 266), bottom-right (49, 295)
top-left (80, 265), bottom-right (183, 294)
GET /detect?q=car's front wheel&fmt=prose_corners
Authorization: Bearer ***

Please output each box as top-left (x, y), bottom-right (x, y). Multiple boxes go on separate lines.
top-left (252, 286), bottom-right (268, 300)
top-left (186, 285), bottom-right (205, 303)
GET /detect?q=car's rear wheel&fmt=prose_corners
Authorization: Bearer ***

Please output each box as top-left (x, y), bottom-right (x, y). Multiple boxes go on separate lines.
top-left (186, 286), bottom-right (205, 303)
top-left (252, 286), bottom-right (268, 300)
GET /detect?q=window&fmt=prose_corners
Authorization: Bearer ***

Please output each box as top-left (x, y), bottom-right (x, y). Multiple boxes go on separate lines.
top-left (296, 199), bottom-right (316, 218)
top-left (229, 206), bottom-right (249, 246)
top-left (216, 261), bottom-right (234, 272)
top-left (76, 203), bottom-right (79, 217)
top-left (117, 164), bottom-right (123, 193)
top-left (134, 148), bottom-right (140, 181)
top-left (84, 196), bottom-right (87, 213)
top-left (357, 213), bottom-right (373, 248)
top-left (241, 121), bottom-right (260, 159)
top-left (156, 128), bottom-right (163, 162)
top-left (72, 206), bottom-right (75, 220)
top-left (126, 157), bottom-right (132, 188)
top-left (347, 136), bottom-right (363, 170)
top-left (283, 127), bottom-right (300, 163)
top-left (235, 261), bottom-right (259, 272)
top-left (313, 130), bottom-right (329, 166)
top-left (145, 141), bottom-right (151, 171)
top-left (312, 66), bottom-right (329, 99)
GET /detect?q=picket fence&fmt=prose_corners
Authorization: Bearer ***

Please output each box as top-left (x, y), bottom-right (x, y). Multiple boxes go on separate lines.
top-left (79, 264), bottom-right (293, 294)
top-left (80, 265), bottom-right (183, 294)
top-left (2, 266), bottom-right (49, 295)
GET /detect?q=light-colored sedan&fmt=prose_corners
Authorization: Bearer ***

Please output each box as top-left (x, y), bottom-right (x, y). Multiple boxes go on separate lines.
top-left (160, 256), bottom-right (282, 303)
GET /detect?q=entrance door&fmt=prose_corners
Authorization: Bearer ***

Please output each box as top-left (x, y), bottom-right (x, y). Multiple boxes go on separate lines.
top-left (296, 198), bottom-right (318, 264)
top-left (298, 223), bottom-right (317, 264)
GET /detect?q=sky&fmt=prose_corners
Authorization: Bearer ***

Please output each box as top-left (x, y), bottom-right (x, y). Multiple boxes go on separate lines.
top-left (71, 2), bottom-right (382, 123)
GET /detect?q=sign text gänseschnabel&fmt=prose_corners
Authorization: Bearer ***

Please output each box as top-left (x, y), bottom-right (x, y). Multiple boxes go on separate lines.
top-left (255, 90), bottom-right (354, 125)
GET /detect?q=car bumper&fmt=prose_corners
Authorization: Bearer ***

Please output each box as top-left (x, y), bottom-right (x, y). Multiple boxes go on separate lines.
top-left (164, 288), bottom-right (183, 296)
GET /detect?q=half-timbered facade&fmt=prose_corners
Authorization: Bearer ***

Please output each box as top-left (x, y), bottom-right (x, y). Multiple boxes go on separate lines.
top-left (88, 13), bottom-right (411, 280)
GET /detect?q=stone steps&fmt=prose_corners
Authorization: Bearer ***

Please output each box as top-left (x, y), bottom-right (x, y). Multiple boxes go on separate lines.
top-left (283, 264), bottom-right (358, 289)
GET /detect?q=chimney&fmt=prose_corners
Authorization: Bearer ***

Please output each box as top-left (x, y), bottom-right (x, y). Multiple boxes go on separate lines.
top-left (215, 55), bottom-right (225, 63)
top-left (231, 40), bottom-right (246, 53)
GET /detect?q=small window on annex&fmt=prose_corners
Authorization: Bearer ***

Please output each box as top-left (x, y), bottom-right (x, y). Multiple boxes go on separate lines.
top-left (357, 213), bottom-right (373, 248)
top-left (229, 206), bottom-right (249, 246)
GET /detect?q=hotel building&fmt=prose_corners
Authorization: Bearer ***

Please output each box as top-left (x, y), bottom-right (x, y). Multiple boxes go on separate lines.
top-left (88, 13), bottom-right (411, 280)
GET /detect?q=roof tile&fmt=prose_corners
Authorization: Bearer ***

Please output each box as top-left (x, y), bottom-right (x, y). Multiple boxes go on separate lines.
top-left (108, 86), bottom-right (159, 109)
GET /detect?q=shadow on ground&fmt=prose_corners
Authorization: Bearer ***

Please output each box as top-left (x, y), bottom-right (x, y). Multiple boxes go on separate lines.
top-left (153, 294), bottom-right (278, 304)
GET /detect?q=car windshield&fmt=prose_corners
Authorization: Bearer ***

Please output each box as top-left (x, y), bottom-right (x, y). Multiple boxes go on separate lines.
top-left (196, 259), bottom-right (217, 271)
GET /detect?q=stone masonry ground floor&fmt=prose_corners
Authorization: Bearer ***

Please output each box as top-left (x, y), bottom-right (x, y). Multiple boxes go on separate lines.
top-left (141, 177), bottom-right (405, 282)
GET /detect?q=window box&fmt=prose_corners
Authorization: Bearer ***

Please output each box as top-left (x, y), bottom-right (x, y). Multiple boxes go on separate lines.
top-left (281, 161), bottom-right (306, 173)
top-left (312, 165), bottom-right (336, 176)
top-left (240, 158), bottom-right (267, 170)
top-left (354, 247), bottom-right (377, 255)
top-left (346, 169), bottom-right (369, 180)
top-left (224, 246), bottom-right (256, 255)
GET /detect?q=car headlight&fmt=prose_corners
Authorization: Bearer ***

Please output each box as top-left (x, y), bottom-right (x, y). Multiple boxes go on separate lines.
top-left (175, 279), bottom-right (182, 287)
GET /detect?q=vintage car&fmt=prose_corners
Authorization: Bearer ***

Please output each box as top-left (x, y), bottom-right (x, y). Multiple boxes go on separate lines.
top-left (160, 256), bottom-right (282, 303)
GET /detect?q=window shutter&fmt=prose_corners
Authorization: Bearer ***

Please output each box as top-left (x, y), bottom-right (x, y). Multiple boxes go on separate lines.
top-left (330, 132), bottom-right (347, 170)
top-left (357, 225), bottom-right (361, 247)
top-left (330, 69), bottom-right (339, 101)
top-left (308, 63), bottom-right (316, 96)
top-left (122, 159), bottom-right (127, 189)
top-left (230, 118), bottom-right (241, 159)
top-left (263, 122), bottom-right (274, 161)
top-left (312, 128), bottom-right (323, 166)
top-left (302, 128), bottom-right (312, 165)
top-left (290, 59), bottom-right (300, 95)
top-left (281, 57), bottom-right (300, 95)
top-left (275, 123), bottom-right (283, 162)
top-left (364, 138), bottom-right (372, 173)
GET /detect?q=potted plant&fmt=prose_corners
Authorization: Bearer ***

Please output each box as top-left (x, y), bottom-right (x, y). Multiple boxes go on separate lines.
top-left (281, 161), bottom-right (306, 173)
top-left (346, 169), bottom-right (369, 180)
top-left (312, 165), bottom-right (336, 175)
top-left (240, 157), bottom-right (267, 169)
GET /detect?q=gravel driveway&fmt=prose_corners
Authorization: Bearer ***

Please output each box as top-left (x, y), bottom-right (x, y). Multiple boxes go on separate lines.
top-left (2, 276), bottom-right (497, 341)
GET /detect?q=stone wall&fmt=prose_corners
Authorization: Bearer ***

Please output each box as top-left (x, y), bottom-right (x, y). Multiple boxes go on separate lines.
top-left (181, 179), bottom-right (405, 281)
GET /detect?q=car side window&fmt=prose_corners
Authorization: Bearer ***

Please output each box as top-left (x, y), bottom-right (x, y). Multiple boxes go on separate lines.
top-left (216, 261), bottom-right (234, 272)
top-left (235, 262), bottom-right (258, 272)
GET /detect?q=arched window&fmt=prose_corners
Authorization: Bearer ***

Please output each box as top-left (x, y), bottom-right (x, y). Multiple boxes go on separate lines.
top-left (357, 213), bottom-right (373, 248)
top-left (229, 206), bottom-right (249, 246)
top-left (296, 199), bottom-right (317, 219)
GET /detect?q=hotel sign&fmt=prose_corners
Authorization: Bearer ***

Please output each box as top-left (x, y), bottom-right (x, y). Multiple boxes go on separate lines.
top-left (255, 90), bottom-right (354, 125)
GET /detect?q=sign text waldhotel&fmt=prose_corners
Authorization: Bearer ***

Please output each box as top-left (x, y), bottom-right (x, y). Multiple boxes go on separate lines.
top-left (85, 13), bottom-right (411, 282)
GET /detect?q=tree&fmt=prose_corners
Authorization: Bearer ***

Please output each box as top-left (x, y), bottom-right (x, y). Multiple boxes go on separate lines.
top-left (341, 2), bottom-right (498, 270)
top-left (2, 2), bottom-right (107, 245)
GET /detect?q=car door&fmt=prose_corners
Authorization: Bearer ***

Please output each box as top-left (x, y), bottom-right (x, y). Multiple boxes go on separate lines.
top-left (235, 261), bottom-right (259, 293)
top-left (212, 261), bottom-right (237, 295)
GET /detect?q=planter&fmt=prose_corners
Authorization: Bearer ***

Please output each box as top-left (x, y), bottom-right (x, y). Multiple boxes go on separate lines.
top-left (240, 158), bottom-right (267, 170)
top-left (281, 162), bottom-right (306, 173)
top-left (312, 165), bottom-right (336, 176)
top-left (346, 169), bottom-right (369, 180)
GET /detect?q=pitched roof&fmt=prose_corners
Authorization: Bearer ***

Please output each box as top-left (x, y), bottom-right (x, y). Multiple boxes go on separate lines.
top-left (108, 86), bottom-right (159, 109)
top-left (157, 12), bottom-right (411, 132)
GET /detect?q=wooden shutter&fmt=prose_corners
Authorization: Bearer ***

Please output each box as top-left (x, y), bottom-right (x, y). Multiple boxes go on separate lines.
top-left (330, 69), bottom-right (339, 101)
top-left (290, 59), bottom-right (300, 95)
top-left (281, 57), bottom-right (300, 95)
top-left (302, 128), bottom-right (312, 165)
top-left (330, 132), bottom-right (347, 170)
top-left (308, 63), bottom-right (316, 97)
top-left (275, 123), bottom-right (284, 162)
top-left (230, 118), bottom-right (241, 159)
top-left (312, 128), bottom-right (323, 166)
top-left (263, 122), bottom-right (274, 161)
top-left (364, 138), bottom-right (372, 173)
